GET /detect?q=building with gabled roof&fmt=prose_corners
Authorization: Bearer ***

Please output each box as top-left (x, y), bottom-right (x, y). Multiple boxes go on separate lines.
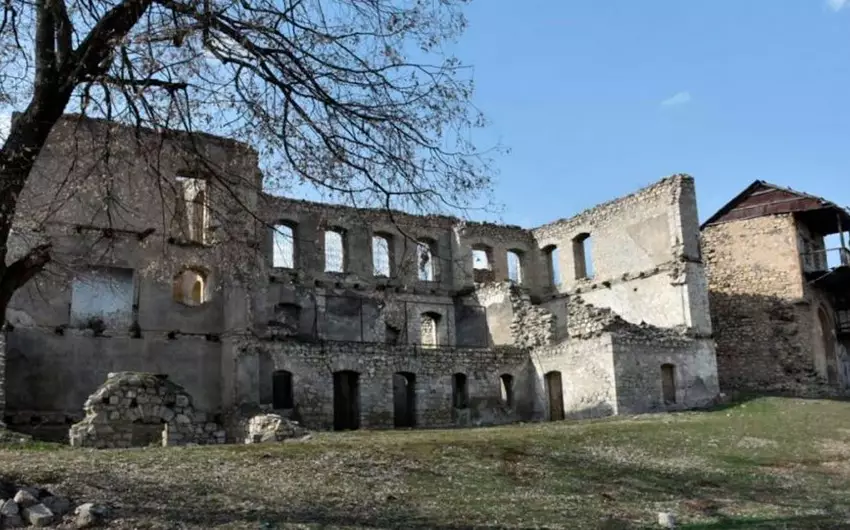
top-left (702, 180), bottom-right (850, 393)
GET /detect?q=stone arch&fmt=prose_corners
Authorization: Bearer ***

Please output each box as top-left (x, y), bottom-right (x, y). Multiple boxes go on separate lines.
top-left (173, 266), bottom-right (212, 306)
top-left (816, 305), bottom-right (839, 385)
top-left (69, 372), bottom-right (224, 448)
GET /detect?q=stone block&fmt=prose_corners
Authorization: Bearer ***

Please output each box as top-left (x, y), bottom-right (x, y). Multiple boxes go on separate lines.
top-left (22, 503), bottom-right (54, 527)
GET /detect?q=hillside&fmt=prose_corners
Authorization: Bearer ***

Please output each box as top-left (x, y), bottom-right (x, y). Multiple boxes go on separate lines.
top-left (2, 397), bottom-right (850, 529)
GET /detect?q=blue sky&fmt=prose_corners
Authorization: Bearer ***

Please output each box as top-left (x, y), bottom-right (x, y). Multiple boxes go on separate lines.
top-left (455, 0), bottom-right (850, 227)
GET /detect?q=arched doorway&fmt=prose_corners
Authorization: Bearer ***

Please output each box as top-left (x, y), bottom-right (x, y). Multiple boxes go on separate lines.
top-left (393, 372), bottom-right (416, 428)
top-left (544, 371), bottom-right (564, 421)
top-left (818, 306), bottom-right (839, 385)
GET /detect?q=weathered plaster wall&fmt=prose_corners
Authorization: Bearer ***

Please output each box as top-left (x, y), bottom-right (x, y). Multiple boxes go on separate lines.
top-left (702, 214), bottom-right (829, 392)
top-left (612, 335), bottom-right (719, 414)
top-left (248, 340), bottom-right (529, 430)
top-left (4, 329), bottom-right (222, 422)
top-left (532, 175), bottom-right (710, 335)
top-left (530, 335), bottom-right (618, 420)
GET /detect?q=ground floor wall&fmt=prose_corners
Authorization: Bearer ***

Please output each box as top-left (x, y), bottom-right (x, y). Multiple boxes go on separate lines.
top-left (3, 329), bottom-right (223, 426)
top-left (612, 335), bottom-right (718, 414)
top-left (248, 340), bottom-right (531, 430)
top-left (710, 289), bottom-right (849, 394)
top-left (530, 335), bottom-right (618, 420)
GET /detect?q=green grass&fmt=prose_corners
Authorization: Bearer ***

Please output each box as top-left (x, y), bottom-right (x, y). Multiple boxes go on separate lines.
top-left (3, 397), bottom-right (850, 529)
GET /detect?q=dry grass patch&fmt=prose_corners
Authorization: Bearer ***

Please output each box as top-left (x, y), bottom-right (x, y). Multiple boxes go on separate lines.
top-left (2, 397), bottom-right (850, 528)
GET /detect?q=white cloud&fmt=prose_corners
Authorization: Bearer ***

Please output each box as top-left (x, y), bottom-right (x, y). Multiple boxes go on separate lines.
top-left (828, 0), bottom-right (848, 12)
top-left (660, 91), bottom-right (692, 108)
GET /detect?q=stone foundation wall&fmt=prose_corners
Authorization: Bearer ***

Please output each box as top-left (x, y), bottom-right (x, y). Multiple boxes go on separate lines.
top-left (611, 334), bottom-right (719, 414)
top-left (250, 340), bottom-right (530, 430)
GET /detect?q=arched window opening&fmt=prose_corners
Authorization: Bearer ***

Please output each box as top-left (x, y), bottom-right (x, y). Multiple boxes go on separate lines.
top-left (372, 234), bottom-right (392, 277)
top-left (452, 373), bottom-right (469, 409)
top-left (272, 370), bottom-right (294, 409)
top-left (661, 364), bottom-right (676, 404)
top-left (173, 268), bottom-right (209, 307)
top-left (472, 244), bottom-right (494, 282)
top-left (420, 312), bottom-right (441, 347)
top-left (272, 223), bottom-right (296, 269)
top-left (543, 245), bottom-right (561, 288)
top-left (572, 233), bottom-right (593, 280)
top-left (500, 374), bottom-right (514, 407)
top-left (507, 250), bottom-right (523, 284)
top-left (325, 229), bottom-right (346, 273)
top-left (418, 240), bottom-right (437, 281)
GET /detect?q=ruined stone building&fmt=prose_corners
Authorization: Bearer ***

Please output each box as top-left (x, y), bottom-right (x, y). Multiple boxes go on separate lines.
top-left (702, 180), bottom-right (850, 393)
top-left (0, 115), bottom-right (719, 440)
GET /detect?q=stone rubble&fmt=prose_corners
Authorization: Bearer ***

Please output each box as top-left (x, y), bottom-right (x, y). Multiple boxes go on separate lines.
top-left (0, 480), bottom-right (107, 529)
top-left (245, 413), bottom-right (311, 443)
top-left (68, 372), bottom-right (226, 448)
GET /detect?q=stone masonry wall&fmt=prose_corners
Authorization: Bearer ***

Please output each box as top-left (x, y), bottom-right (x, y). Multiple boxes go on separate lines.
top-left (250, 340), bottom-right (530, 430)
top-left (702, 214), bottom-right (823, 392)
top-left (611, 334), bottom-right (719, 414)
top-left (533, 174), bottom-right (711, 335)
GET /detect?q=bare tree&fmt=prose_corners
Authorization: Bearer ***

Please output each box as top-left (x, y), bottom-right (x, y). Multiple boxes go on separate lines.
top-left (0, 0), bottom-right (494, 319)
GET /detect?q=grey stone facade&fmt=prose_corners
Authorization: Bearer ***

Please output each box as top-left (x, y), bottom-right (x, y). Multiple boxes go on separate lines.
top-left (1, 115), bottom-right (719, 441)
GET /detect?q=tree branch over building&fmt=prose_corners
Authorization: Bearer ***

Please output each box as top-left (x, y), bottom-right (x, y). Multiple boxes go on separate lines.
top-left (0, 0), bottom-right (493, 317)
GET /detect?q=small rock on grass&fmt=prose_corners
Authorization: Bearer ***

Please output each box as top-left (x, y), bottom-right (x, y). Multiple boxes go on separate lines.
top-left (74, 502), bottom-right (108, 529)
top-left (657, 512), bottom-right (677, 528)
top-left (22, 503), bottom-right (54, 527)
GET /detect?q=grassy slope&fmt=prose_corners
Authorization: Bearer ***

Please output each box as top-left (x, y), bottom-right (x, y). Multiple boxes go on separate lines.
top-left (2, 397), bottom-right (850, 529)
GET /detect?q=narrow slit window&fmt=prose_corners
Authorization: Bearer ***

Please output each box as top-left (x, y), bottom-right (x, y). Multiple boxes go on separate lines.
top-left (325, 229), bottom-right (345, 273)
top-left (544, 245), bottom-right (560, 287)
top-left (661, 364), bottom-right (676, 404)
top-left (272, 224), bottom-right (295, 268)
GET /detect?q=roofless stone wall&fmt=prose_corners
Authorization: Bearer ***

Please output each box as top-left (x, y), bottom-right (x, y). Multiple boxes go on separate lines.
top-left (69, 372), bottom-right (226, 448)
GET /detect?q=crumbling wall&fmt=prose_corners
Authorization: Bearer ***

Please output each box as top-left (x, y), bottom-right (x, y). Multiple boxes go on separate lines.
top-left (464, 282), bottom-right (554, 348)
top-left (533, 175), bottom-right (710, 334)
top-left (702, 214), bottom-right (826, 392)
top-left (248, 340), bottom-right (530, 430)
top-left (611, 334), bottom-right (719, 414)
top-left (69, 372), bottom-right (225, 448)
top-left (530, 335), bottom-right (618, 420)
